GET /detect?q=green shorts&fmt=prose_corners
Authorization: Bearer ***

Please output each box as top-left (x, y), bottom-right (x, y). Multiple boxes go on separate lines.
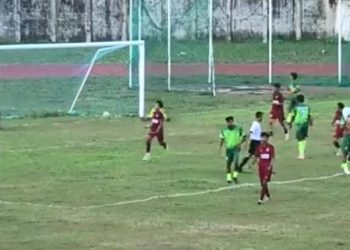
top-left (226, 148), bottom-right (240, 166)
top-left (341, 135), bottom-right (350, 156)
top-left (296, 124), bottom-right (309, 141)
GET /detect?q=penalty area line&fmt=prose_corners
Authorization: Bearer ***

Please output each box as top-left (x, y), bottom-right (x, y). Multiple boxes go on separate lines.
top-left (83, 173), bottom-right (343, 209)
top-left (0, 173), bottom-right (344, 210)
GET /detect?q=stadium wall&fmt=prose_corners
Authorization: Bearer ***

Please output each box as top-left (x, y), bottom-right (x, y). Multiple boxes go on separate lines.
top-left (0, 0), bottom-right (349, 43)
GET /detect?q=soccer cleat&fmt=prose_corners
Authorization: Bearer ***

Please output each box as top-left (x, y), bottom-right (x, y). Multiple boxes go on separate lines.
top-left (341, 164), bottom-right (350, 175)
top-left (297, 155), bottom-right (305, 160)
top-left (233, 177), bottom-right (238, 184)
top-left (142, 153), bottom-right (151, 161)
top-left (257, 200), bottom-right (263, 205)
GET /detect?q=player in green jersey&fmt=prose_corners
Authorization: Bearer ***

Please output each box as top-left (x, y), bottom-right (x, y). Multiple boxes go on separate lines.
top-left (340, 111), bottom-right (350, 175)
top-left (286, 72), bottom-right (302, 127)
top-left (219, 116), bottom-right (247, 184)
top-left (291, 94), bottom-right (313, 159)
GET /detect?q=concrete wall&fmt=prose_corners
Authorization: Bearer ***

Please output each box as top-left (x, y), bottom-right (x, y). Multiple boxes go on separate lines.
top-left (0, 0), bottom-right (348, 43)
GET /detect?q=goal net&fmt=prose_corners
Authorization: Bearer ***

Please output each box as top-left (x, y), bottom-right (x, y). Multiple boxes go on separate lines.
top-left (132, 0), bottom-right (214, 94)
top-left (0, 41), bottom-right (145, 118)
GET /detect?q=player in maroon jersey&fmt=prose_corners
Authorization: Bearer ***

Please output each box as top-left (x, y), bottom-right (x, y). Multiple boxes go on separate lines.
top-left (254, 132), bottom-right (275, 205)
top-left (332, 102), bottom-right (344, 156)
top-left (143, 100), bottom-right (167, 161)
top-left (269, 83), bottom-right (289, 140)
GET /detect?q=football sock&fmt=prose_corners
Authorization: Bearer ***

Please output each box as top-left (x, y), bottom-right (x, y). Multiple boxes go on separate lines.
top-left (333, 141), bottom-right (340, 149)
top-left (265, 185), bottom-right (271, 198)
top-left (226, 173), bottom-right (233, 182)
top-left (260, 186), bottom-right (266, 201)
top-left (298, 140), bottom-right (306, 156)
top-left (232, 171), bottom-right (238, 179)
top-left (146, 142), bottom-right (151, 153)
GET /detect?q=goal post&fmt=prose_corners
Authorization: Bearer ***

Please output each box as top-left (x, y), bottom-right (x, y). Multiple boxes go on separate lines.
top-left (0, 41), bottom-right (145, 118)
top-left (132, 0), bottom-right (215, 95)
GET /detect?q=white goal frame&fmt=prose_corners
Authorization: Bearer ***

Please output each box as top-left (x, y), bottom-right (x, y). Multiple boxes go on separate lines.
top-left (0, 41), bottom-right (146, 117)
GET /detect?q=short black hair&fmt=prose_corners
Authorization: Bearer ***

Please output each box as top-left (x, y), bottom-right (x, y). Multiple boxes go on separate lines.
top-left (296, 94), bottom-right (305, 103)
top-left (273, 83), bottom-right (281, 89)
top-left (225, 116), bottom-right (234, 122)
top-left (256, 111), bottom-right (263, 118)
top-left (261, 132), bottom-right (270, 138)
top-left (156, 100), bottom-right (164, 108)
top-left (338, 102), bottom-right (345, 109)
top-left (291, 72), bottom-right (298, 80)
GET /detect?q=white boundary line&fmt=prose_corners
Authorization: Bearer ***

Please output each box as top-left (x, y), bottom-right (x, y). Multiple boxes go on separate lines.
top-left (0, 173), bottom-right (344, 210)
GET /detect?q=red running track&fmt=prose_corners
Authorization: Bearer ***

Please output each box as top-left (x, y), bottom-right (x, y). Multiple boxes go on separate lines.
top-left (0, 63), bottom-right (337, 80)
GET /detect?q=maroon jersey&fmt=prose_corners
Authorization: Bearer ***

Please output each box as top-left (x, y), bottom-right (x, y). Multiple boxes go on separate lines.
top-left (332, 110), bottom-right (342, 126)
top-left (271, 91), bottom-right (284, 111)
top-left (255, 143), bottom-right (275, 169)
top-left (333, 110), bottom-right (343, 139)
top-left (150, 108), bottom-right (164, 132)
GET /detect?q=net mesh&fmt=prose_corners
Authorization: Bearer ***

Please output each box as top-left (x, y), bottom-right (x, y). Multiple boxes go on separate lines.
top-left (342, 41), bottom-right (350, 85)
top-left (0, 44), bottom-right (140, 118)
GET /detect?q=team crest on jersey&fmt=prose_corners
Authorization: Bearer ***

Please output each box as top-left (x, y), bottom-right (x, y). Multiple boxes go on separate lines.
top-left (266, 147), bottom-right (270, 152)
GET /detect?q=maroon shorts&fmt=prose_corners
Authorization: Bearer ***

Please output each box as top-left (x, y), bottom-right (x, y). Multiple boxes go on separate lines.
top-left (270, 108), bottom-right (285, 122)
top-left (259, 166), bottom-right (272, 183)
top-left (147, 127), bottom-right (164, 143)
top-left (333, 126), bottom-right (343, 139)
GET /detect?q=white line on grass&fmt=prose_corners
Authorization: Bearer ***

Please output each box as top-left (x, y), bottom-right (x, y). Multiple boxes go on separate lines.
top-left (0, 173), bottom-right (343, 210)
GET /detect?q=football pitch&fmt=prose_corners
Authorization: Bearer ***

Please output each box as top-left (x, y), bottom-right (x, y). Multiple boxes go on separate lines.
top-left (1, 87), bottom-right (350, 250)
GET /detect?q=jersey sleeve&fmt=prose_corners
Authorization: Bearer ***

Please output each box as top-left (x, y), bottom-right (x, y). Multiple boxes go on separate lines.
top-left (219, 130), bottom-right (224, 139)
top-left (148, 108), bottom-right (155, 118)
top-left (249, 122), bottom-right (255, 133)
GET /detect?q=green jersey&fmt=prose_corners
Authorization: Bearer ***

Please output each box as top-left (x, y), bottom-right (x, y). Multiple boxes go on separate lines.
top-left (219, 126), bottom-right (245, 149)
top-left (288, 81), bottom-right (301, 95)
top-left (293, 103), bottom-right (311, 125)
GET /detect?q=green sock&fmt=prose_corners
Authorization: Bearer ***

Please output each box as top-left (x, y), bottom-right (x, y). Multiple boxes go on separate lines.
top-left (227, 173), bottom-right (233, 182)
top-left (232, 171), bottom-right (238, 179)
top-left (298, 140), bottom-right (306, 155)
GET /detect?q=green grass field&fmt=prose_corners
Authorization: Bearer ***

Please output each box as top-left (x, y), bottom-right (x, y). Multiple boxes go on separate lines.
top-left (1, 87), bottom-right (350, 250)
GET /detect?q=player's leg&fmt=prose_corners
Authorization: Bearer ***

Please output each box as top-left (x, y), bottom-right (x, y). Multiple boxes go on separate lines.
top-left (296, 124), bottom-right (308, 159)
top-left (258, 179), bottom-right (267, 204)
top-left (278, 117), bottom-right (289, 140)
top-left (340, 136), bottom-right (350, 175)
top-left (232, 149), bottom-right (240, 183)
top-left (269, 114), bottom-right (275, 136)
top-left (157, 128), bottom-right (167, 150)
top-left (143, 134), bottom-right (155, 161)
top-left (333, 128), bottom-right (343, 155)
top-left (239, 140), bottom-right (257, 170)
top-left (226, 149), bottom-right (234, 183)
